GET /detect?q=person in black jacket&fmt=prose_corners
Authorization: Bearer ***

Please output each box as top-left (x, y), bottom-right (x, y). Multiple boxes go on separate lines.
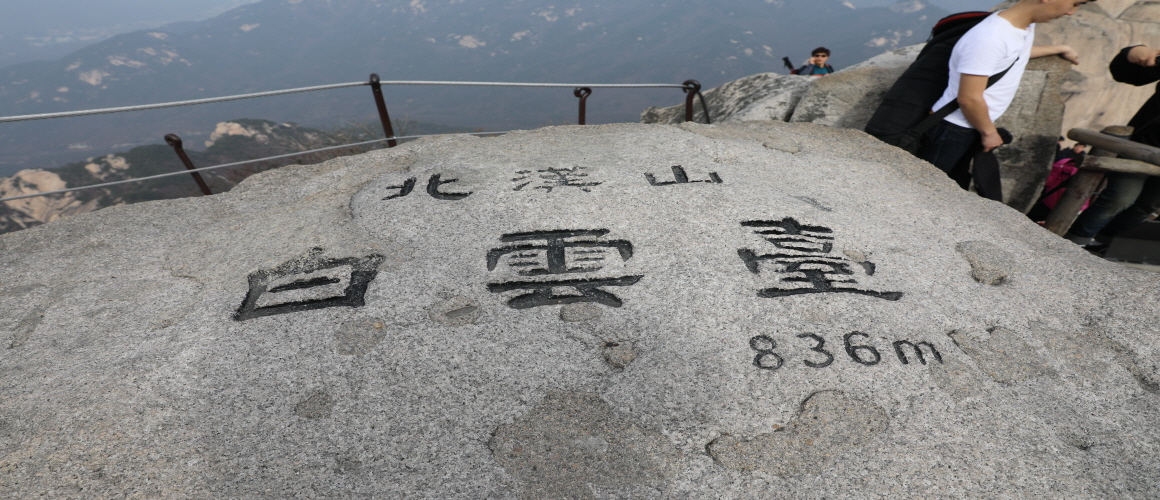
top-left (1066, 45), bottom-right (1160, 246)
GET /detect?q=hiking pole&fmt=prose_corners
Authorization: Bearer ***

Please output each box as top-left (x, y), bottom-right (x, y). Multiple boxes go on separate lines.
top-left (782, 57), bottom-right (795, 74)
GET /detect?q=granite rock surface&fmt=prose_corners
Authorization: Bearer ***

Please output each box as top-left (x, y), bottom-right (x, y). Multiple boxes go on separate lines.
top-left (2, 122), bottom-right (1159, 498)
top-left (642, 43), bottom-right (1074, 213)
top-left (786, 44), bottom-right (924, 130)
top-left (639, 72), bottom-right (814, 125)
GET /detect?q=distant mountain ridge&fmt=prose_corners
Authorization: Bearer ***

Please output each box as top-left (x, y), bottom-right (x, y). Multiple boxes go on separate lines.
top-left (0, 115), bottom-right (470, 234)
top-left (0, 0), bottom-right (258, 69)
top-left (0, 0), bottom-right (947, 175)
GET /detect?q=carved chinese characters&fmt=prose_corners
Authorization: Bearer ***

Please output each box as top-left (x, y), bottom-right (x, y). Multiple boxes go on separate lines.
top-left (738, 218), bottom-right (903, 301)
top-left (645, 165), bottom-right (722, 186)
top-left (512, 166), bottom-right (602, 193)
top-left (382, 174), bottom-right (473, 201)
top-left (235, 249), bottom-right (386, 321)
top-left (381, 164), bottom-right (723, 202)
top-left (239, 165), bottom-right (906, 321)
top-left (486, 230), bottom-right (642, 309)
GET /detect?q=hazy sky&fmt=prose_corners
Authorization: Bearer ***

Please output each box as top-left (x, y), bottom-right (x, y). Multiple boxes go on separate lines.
top-left (0, 0), bottom-right (1005, 70)
top-left (0, 0), bottom-right (1001, 35)
top-left (0, 0), bottom-right (258, 34)
top-left (852, 0), bottom-right (1000, 8)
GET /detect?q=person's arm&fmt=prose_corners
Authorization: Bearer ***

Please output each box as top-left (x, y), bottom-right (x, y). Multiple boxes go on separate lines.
top-left (1111, 45), bottom-right (1160, 85)
top-left (1030, 45), bottom-right (1079, 64)
top-left (957, 73), bottom-right (1004, 152)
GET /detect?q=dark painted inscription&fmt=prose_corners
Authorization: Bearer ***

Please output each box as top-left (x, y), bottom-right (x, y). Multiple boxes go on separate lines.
top-left (750, 335), bottom-right (785, 370)
top-left (488, 276), bottom-right (643, 309)
top-left (645, 165), bottom-right (723, 186)
top-left (382, 177), bottom-right (416, 200)
top-left (796, 333), bottom-right (834, 368)
top-left (512, 166), bottom-right (602, 193)
top-left (427, 173), bottom-right (473, 200)
top-left (235, 250), bottom-right (386, 321)
top-left (268, 277), bottom-right (342, 293)
top-left (738, 218), bottom-right (903, 301)
top-left (486, 230), bottom-right (642, 309)
top-left (382, 174), bottom-right (472, 201)
top-left (844, 331), bottom-right (881, 366)
top-left (892, 340), bottom-right (943, 365)
top-left (747, 332), bottom-right (942, 370)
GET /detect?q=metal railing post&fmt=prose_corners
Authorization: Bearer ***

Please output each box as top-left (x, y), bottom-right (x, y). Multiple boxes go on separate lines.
top-left (0, 78), bottom-right (710, 204)
top-left (574, 87), bottom-right (592, 125)
top-left (369, 74), bottom-right (398, 148)
top-left (683, 80), bottom-right (702, 123)
top-left (164, 134), bottom-right (213, 196)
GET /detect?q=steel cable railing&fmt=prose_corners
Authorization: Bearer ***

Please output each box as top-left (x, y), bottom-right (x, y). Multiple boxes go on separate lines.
top-left (0, 75), bottom-right (710, 203)
top-left (0, 80), bottom-right (692, 124)
top-left (0, 82), bottom-right (370, 123)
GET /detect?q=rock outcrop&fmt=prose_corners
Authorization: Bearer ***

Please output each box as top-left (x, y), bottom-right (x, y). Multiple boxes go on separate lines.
top-left (786, 44), bottom-right (926, 129)
top-left (639, 73), bottom-right (815, 125)
top-left (640, 46), bottom-right (924, 127)
top-left (643, 43), bottom-right (1072, 213)
top-left (0, 169), bottom-right (101, 232)
top-left (0, 119), bottom-right (365, 235)
top-left (2, 122), bottom-right (1159, 498)
top-left (644, 0), bottom-right (1160, 214)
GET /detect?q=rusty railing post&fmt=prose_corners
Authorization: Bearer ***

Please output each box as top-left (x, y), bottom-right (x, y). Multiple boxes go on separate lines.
top-left (682, 80), bottom-right (702, 123)
top-left (574, 87), bottom-right (592, 125)
top-left (1044, 125), bottom-right (1133, 236)
top-left (164, 134), bottom-right (213, 196)
top-left (369, 73), bottom-right (398, 148)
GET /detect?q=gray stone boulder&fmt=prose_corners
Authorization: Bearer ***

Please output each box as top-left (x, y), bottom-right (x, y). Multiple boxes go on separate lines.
top-left (1122, 1), bottom-right (1160, 22)
top-left (787, 44), bottom-right (925, 129)
top-left (640, 72), bottom-right (814, 125)
top-left (640, 45), bottom-right (922, 129)
top-left (643, 41), bottom-right (1076, 214)
top-left (2, 122), bottom-right (1160, 498)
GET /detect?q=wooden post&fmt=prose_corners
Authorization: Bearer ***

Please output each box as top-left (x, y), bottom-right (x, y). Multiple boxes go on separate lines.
top-left (1077, 156), bottom-right (1160, 176)
top-left (1043, 126), bottom-right (1133, 236)
top-left (1068, 127), bottom-right (1160, 166)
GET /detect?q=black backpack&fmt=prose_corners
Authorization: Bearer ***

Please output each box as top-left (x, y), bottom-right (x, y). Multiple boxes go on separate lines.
top-left (864, 12), bottom-right (1015, 154)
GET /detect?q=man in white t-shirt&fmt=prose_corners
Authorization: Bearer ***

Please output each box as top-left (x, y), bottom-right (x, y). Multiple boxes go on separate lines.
top-left (917, 0), bottom-right (1088, 177)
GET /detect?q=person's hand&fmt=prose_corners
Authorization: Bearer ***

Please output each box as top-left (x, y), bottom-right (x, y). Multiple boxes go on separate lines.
top-left (1127, 45), bottom-right (1160, 67)
top-left (981, 130), bottom-right (1004, 153)
top-left (1058, 45), bottom-right (1080, 65)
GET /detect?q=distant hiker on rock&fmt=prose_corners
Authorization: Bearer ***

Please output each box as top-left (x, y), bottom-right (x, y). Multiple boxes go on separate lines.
top-left (1065, 44), bottom-right (1160, 249)
top-left (916, 1), bottom-right (1083, 177)
top-left (791, 47), bottom-right (835, 76)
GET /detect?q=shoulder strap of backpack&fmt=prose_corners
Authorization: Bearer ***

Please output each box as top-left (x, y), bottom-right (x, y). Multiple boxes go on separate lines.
top-left (906, 57), bottom-right (1020, 139)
